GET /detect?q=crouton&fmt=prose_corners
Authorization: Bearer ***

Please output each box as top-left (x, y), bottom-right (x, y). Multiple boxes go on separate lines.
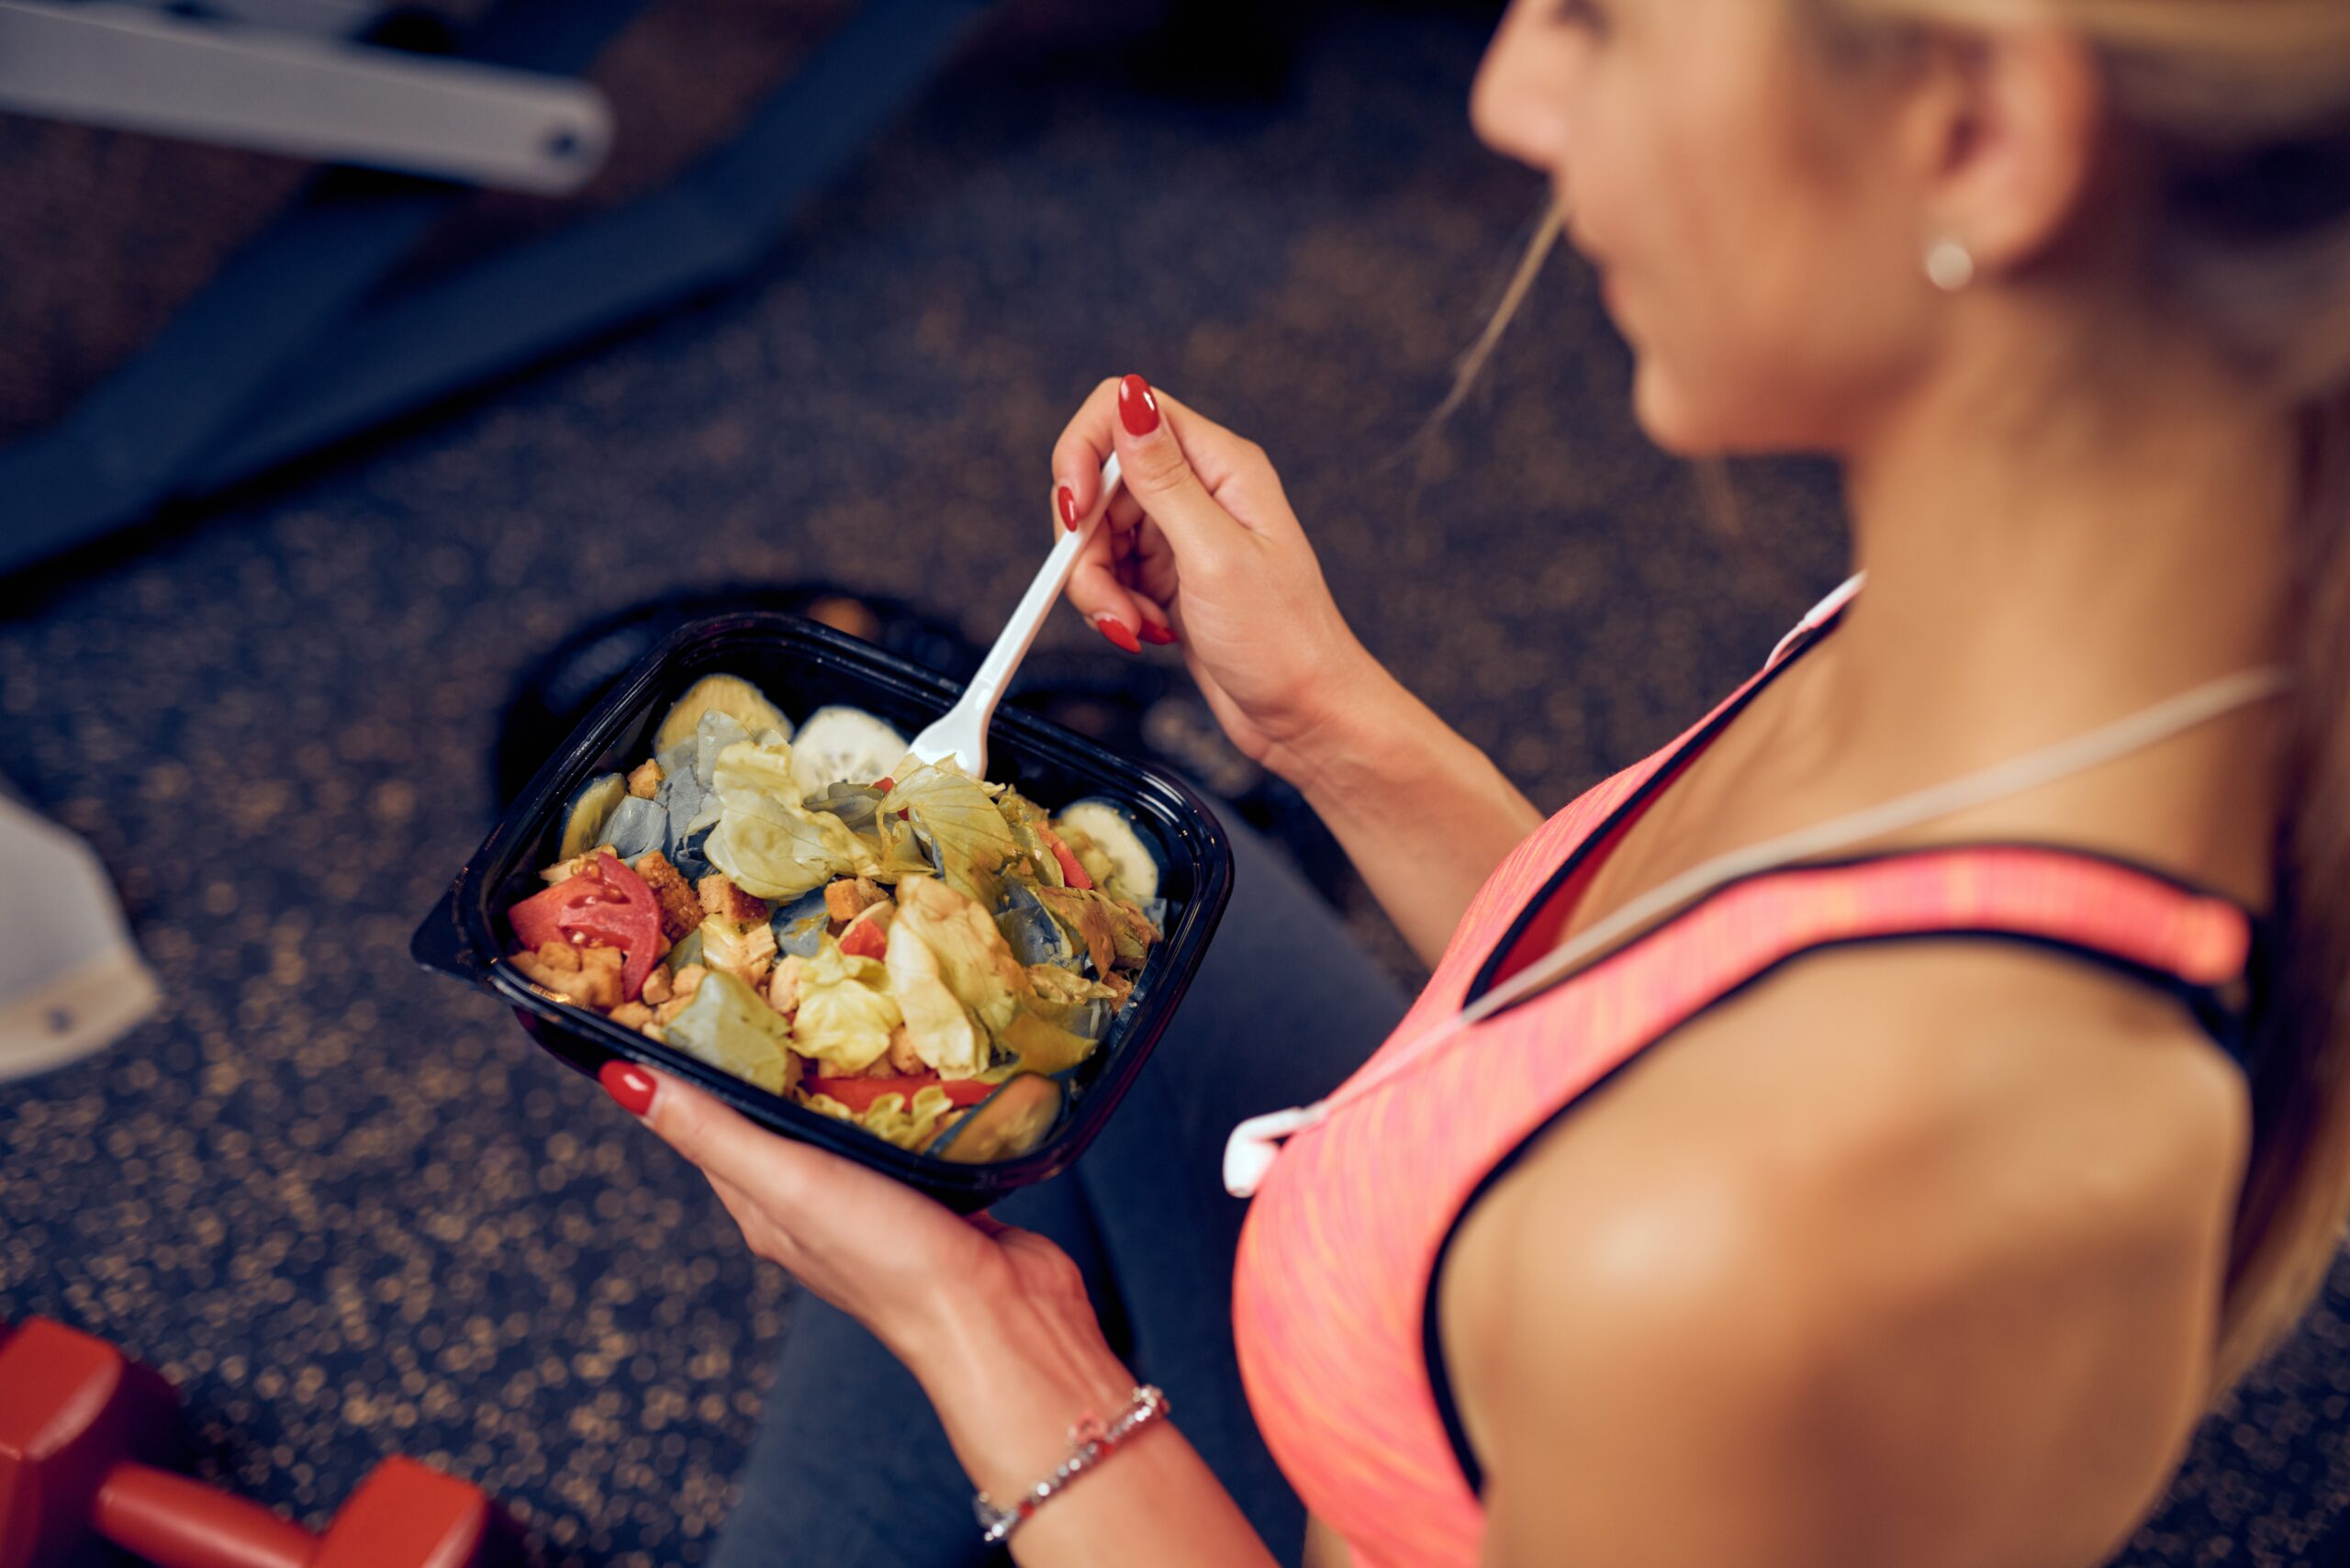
top-left (641, 967), bottom-right (673, 1006)
top-left (611, 1001), bottom-right (655, 1029)
top-left (699, 872), bottom-right (772, 925)
top-left (627, 758), bottom-right (664, 799)
top-left (824, 876), bottom-right (889, 924)
top-left (531, 939), bottom-right (580, 973)
top-left (633, 851), bottom-right (703, 941)
top-left (654, 964), bottom-right (705, 1027)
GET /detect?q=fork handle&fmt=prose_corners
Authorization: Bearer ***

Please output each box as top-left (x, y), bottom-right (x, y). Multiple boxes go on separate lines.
top-left (961, 454), bottom-right (1124, 717)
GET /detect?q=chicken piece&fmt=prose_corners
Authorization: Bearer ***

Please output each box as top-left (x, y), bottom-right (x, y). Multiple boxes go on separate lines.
top-left (699, 872), bottom-right (773, 925)
top-left (768, 954), bottom-right (806, 1020)
top-left (702, 915), bottom-right (778, 991)
top-left (627, 758), bottom-right (664, 799)
top-left (611, 1001), bottom-right (655, 1029)
top-left (633, 851), bottom-right (703, 941)
top-left (513, 942), bottom-right (622, 1009)
top-left (641, 967), bottom-right (674, 1006)
top-left (539, 850), bottom-right (600, 886)
top-left (824, 876), bottom-right (890, 925)
top-left (885, 1025), bottom-right (923, 1075)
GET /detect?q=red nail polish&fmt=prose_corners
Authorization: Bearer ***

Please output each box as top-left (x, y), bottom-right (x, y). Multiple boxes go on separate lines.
top-left (1138, 620), bottom-right (1177, 645)
top-left (599, 1059), bottom-right (655, 1116)
top-left (1118, 375), bottom-right (1160, 437)
top-left (1094, 614), bottom-right (1142, 654)
top-left (1057, 486), bottom-right (1079, 531)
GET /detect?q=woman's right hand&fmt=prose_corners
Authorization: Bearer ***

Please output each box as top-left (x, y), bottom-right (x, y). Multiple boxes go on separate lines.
top-left (1051, 375), bottom-right (1380, 789)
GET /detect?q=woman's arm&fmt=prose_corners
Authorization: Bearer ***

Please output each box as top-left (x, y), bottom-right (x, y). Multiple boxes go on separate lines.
top-left (906, 1267), bottom-right (1280, 1567)
top-left (1048, 375), bottom-right (1541, 966)
top-left (1283, 659), bottom-right (1542, 966)
top-left (625, 1068), bottom-right (1279, 1567)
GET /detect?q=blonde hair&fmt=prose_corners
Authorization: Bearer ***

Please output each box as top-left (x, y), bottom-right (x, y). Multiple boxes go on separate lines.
top-left (1809, 0), bottom-right (2350, 1395)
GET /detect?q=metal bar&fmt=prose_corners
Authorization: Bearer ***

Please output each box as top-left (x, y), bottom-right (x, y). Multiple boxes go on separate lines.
top-left (0, 0), bottom-right (645, 577)
top-left (190, 0), bottom-right (996, 494)
top-left (106, 0), bottom-right (380, 41)
top-left (0, 2), bottom-right (610, 193)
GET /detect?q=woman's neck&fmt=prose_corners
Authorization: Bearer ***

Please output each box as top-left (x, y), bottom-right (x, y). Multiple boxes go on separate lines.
top-left (1810, 297), bottom-right (2303, 767)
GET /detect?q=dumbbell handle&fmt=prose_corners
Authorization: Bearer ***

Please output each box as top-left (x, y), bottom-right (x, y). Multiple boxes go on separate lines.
top-left (93, 1462), bottom-right (317, 1568)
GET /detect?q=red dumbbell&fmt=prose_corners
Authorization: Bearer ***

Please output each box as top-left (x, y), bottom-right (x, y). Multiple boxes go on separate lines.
top-left (0, 1317), bottom-right (504, 1568)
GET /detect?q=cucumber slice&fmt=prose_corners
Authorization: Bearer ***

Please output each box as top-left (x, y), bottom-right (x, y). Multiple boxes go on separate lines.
top-left (557, 773), bottom-right (629, 861)
top-left (789, 706), bottom-right (910, 796)
top-left (653, 675), bottom-right (791, 756)
top-left (1053, 801), bottom-right (1160, 903)
top-left (924, 1073), bottom-right (1065, 1164)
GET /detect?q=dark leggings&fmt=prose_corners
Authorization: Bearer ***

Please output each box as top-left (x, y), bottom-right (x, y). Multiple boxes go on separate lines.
top-left (707, 823), bottom-right (1411, 1568)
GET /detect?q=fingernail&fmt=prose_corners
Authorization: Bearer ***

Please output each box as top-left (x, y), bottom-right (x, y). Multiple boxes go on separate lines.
top-left (599, 1059), bottom-right (655, 1117)
top-left (1057, 485), bottom-right (1079, 532)
top-left (1093, 613), bottom-right (1142, 654)
top-left (1118, 375), bottom-right (1160, 437)
top-left (1138, 619), bottom-right (1178, 645)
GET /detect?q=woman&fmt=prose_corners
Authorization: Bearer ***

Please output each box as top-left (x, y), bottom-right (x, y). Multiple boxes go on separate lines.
top-left (603, 0), bottom-right (2350, 1562)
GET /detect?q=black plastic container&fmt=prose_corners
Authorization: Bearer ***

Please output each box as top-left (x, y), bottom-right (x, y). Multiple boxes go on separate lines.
top-left (412, 612), bottom-right (1233, 1213)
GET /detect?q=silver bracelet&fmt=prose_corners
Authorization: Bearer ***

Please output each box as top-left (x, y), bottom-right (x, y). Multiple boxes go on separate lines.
top-left (973, 1383), bottom-right (1169, 1545)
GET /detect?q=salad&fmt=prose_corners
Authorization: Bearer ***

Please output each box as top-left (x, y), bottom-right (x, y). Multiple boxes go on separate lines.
top-left (504, 674), bottom-right (1167, 1160)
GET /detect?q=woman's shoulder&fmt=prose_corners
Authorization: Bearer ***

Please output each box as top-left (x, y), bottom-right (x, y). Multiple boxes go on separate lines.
top-left (1460, 939), bottom-right (2251, 1565)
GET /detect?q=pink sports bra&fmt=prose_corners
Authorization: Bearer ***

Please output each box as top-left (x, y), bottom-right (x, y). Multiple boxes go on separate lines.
top-left (1228, 588), bottom-right (2264, 1568)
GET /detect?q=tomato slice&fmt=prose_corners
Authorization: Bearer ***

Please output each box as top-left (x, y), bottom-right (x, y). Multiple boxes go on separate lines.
top-left (802, 1073), bottom-right (996, 1114)
top-left (838, 913), bottom-right (888, 960)
top-left (1031, 822), bottom-right (1092, 890)
top-left (509, 851), bottom-right (664, 1001)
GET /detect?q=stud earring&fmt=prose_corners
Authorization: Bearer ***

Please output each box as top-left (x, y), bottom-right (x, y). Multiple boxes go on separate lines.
top-left (1924, 238), bottom-right (1975, 292)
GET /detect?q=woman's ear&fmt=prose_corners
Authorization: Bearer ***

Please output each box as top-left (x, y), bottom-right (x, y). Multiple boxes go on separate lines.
top-left (1907, 26), bottom-right (2105, 278)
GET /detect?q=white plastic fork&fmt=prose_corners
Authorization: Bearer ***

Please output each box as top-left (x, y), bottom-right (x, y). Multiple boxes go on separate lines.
top-left (907, 452), bottom-right (1125, 779)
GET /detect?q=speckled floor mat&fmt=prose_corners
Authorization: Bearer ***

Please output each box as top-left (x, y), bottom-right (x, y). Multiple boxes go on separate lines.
top-left (2, 8), bottom-right (2344, 1564)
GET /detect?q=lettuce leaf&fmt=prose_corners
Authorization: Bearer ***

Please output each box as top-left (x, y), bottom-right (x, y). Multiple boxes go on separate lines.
top-left (789, 939), bottom-right (902, 1075)
top-left (857, 812), bottom-right (938, 883)
top-left (664, 970), bottom-right (798, 1095)
top-left (996, 1009), bottom-right (1097, 1076)
top-left (704, 738), bottom-right (879, 900)
top-left (894, 877), bottom-right (1026, 1036)
top-left (995, 790), bottom-right (1067, 890)
top-left (1031, 885), bottom-right (1159, 974)
top-left (883, 904), bottom-right (991, 1079)
top-left (878, 760), bottom-right (1023, 906)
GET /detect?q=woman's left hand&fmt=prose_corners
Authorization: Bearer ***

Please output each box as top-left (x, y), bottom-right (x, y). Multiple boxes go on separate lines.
top-left (599, 1061), bottom-right (1090, 1369)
